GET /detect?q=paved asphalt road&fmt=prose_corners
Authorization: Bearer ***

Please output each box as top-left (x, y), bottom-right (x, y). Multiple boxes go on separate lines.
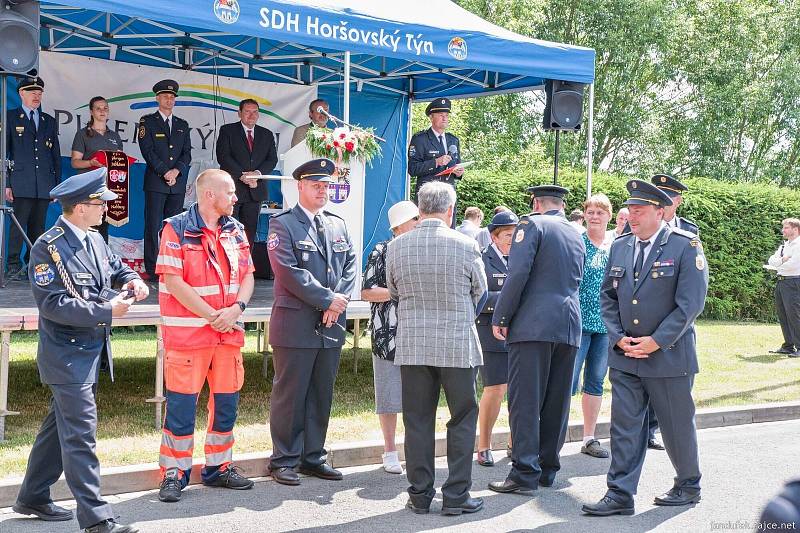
top-left (2, 419), bottom-right (797, 533)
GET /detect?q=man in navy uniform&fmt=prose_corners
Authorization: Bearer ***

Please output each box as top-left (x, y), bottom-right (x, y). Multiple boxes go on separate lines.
top-left (138, 79), bottom-right (192, 280)
top-left (582, 179), bottom-right (708, 516)
top-left (407, 98), bottom-right (464, 227)
top-left (13, 167), bottom-right (148, 533)
top-left (266, 158), bottom-right (357, 486)
top-left (4, 76), bottom-right (61, 281)
top-left (488, 185), bottom-right (585, 495)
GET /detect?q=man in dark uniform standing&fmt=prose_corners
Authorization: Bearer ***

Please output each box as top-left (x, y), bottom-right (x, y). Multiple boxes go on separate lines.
top-left (13, 167), bottom-right (147, 533)
top-left (138, 79), bottom-right (192, 280)
top-left (266, 158), bottom-right (357, 486)
top-left (582, 179), bottom-right (708, 516)
top-left (4, 76), bottom-right (61, 281)
top-left (407, 98), bottom-right (464, 227)
top-left (488, 185), bottom-right (585, 495)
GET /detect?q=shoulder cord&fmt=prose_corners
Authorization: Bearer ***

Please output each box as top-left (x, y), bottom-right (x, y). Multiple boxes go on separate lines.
top-left (48, 244), bottom-right (86, 301)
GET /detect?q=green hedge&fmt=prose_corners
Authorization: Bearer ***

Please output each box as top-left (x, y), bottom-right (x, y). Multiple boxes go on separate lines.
top-left (457, 167), bottom-right (798, 321)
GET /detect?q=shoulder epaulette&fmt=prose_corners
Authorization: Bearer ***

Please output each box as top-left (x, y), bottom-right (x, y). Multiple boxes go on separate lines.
top-left (322, 210), bottom-right (345, 221)
top-left (88, 227), bottom-right (99, 232)
top-left (271, 208), bottom-right (293, 218)
top-left (43, 226), bottom-right (64, 243)
top-left (617, 231), bottom-right (632, 238)
top-left (671, 227), bottom-right (695, 240)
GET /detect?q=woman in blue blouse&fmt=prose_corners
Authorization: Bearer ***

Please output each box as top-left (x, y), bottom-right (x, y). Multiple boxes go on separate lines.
top-left (572, 194), bottom-right (614, 458)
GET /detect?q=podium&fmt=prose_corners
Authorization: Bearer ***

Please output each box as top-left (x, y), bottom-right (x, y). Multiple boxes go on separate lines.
top-left (278, 141), bottom-right (365, 300)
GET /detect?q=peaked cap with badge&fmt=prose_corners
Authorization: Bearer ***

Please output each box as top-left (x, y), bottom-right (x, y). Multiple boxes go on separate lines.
top-left (292, 158), bottom-right (336, 182)
top-left (50, 166), bottom-right (117, 204)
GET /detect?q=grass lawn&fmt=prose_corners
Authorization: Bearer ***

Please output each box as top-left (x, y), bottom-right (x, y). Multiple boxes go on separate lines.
top-left (0, 320), bottom-right (798, 479)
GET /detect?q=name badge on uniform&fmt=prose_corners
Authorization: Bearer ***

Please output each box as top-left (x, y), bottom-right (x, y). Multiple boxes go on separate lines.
top-left (155, 133), bottom-right (166, 138)
top-left (609, 266), bottom-right (625, 289)
top-left (71, 272), bottom-right (94, 286)
top-left (332, 237), bottom-right (351, 253)
top-left (15, 126), bottom-right (24, 135)
top-left (492, 272), bottom-right (507, 286)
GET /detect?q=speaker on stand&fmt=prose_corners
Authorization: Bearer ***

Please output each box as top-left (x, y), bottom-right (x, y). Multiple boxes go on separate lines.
top-left (542, 79), bottom-right (586, 186)
top-left (0, 0), bottom-right (40, 287)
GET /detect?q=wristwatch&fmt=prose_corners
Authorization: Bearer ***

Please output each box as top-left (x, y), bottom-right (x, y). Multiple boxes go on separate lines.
top-left (235, 300), bottom-right (247, 312)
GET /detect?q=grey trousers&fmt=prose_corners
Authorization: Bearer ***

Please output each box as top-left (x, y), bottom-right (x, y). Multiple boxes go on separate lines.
top-left (269, 346), bottom-right (341, 469)
top-left (607, 368), bottom-right (701, 503)
top-left (400, 365), bottom-right (478, 508)
top-left (17, 384), bottom-right (115, 529)
top-left (775, 278), bottom-right (800, 350)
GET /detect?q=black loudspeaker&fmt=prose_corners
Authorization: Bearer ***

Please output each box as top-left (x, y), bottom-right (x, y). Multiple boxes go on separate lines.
top-left (0, 0), bottom-right (39, 76)
top-left (252, 241), bottom-right (273, 280)
top-left (543, 79), bottom-right (585, 131)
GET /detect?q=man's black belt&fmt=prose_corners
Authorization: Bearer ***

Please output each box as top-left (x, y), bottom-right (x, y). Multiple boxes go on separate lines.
top-left (777, 275), bottom-right (800, 280)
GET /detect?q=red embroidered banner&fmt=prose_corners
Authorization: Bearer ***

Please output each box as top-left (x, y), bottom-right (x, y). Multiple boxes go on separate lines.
top-left (93, 150), bottom-right (136, 227)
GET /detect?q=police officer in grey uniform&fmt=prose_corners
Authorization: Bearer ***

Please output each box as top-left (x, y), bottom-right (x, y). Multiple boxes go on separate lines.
top-left (488, 185), bottom-right (585, 494)
top-left (13, 168), bottom-right (147, 533)
top-left (138, 79), bottom-right (192, 280)
top-left (408, 98), bottom-right (464, 227)
top-left (266, 158), bottom-right (357, 486)
top-left (582, 179), bottom-right (708, 517)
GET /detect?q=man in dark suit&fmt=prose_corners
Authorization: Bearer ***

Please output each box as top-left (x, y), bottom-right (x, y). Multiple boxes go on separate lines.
top-left (4, 76), bottom-right (61, 281)
top-left (488, 185), bottom-right (585, 495)
top-left (407, 98), bottom-right (464, 228)
top-left (582, 179), bottom-right (708, 516)
top-left (137, 79), bottom-right (192, 280)
top-left (266, 158), bottom-right (357, 486)
top-left (13, 168), bottom-right (147, 533)
top-left (216, 98), bottom-right (278, 247)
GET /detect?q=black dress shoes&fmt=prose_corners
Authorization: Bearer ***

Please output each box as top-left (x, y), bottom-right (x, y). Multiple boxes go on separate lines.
top-left (84, 519), bottom-right (139, 533)
top-left (770, 347), bottom-right (796, 355)
top-left (12, 501), bottom-right (73, 521)
top-left (299, 463), bottom-right (343, 480)
top-left (441, 497), bottom-right (484, 516)
top-left (654, 487), bottom-right (701, 506)
top-left (647, 438), bottom-right (665, 450)
top-left (271, 467), bottom-right (301, 486)
top-left (405, 499), bottom-right (430, 514)
top-left (476, 449), bottom-right (494, 466)
top-left (488, 478), bottom-right (535, 494)
top-left (581, 495), bottom-right (635, 516)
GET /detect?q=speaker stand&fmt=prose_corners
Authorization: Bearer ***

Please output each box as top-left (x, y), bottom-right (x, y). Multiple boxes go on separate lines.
top-left (552, 130), bottom-right (561, 185)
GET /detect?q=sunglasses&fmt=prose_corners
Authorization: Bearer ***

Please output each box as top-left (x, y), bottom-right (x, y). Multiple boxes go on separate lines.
top-left (315, 320), bottom-right (347, 342)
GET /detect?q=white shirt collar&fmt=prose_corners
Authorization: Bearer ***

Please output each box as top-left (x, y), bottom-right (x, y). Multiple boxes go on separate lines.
top-left (635, 221), bottom-right (667, 260)
top-left (491, 243), bottom-right (507, 264)
top-left (158, 111), bottom-right (172, 122)
top-left (241, 122), bottom-right (255, 135)
top-left (298, 203), bottom-right (320, 225)
top-left (61, 216), bottom-right (88, 246)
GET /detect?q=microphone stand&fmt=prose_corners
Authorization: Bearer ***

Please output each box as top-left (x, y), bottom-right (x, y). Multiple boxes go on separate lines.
top-left (318, 108), bottom-right (387, 143)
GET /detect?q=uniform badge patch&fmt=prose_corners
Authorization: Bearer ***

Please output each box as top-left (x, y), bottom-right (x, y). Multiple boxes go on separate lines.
top-left (696, 255), bottom-right (705, 270)
top-left (267, 232), bottom-right (280, 251)
top-left (138, 125), bottom-right (146, 139)
top-left (408, 145), bottom-right (416, 157)
top-left (33, 264), bottom-right (55, 286)
top-left (515, 229), bottom-right (525, 243)
top-left (166, 241), bottom-right (180, 250)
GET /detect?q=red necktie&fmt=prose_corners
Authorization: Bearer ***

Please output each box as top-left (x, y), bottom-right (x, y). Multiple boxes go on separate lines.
top-left (246, 129), bottom-right (254, 151)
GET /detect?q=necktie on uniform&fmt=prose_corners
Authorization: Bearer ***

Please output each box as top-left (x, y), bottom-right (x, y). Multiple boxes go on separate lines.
top-left (84, 235), bottom-right (101, 274)
top-left (503, 255), bottom-right (509, 262)
top-left (246, 129), bottom-right (254, 151)
top-left (439, 134), bottom-right (447, 155)
top-left (164, 117), bottom-right (171, 137)
top-left (634, 240), bottom-right (650, 280)
top-left (314, 214), bottom-right (327, 253)
top-left (30, 110), bottom-right (36, 133)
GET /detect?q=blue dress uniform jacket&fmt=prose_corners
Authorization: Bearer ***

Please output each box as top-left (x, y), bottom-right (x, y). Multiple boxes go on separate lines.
top-left (138, 111), bottom-right (192, 193)
top-left (492, 211), bottom-right (586, 347)
top-left (267, 205), bottom-right (357, 348)
top-left (476, 246), bottom-right (508, 353)
top-left (6, 107), bottom-right (61, 198)
top-left (407, 128), bottom-right (461, 190)
top-left (601, 226), bottom-right (708, 377)
top-left (29, 219), bottom-right (139, 384)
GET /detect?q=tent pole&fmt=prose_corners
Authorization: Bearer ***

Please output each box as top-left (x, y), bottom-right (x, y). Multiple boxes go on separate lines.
top-left (344, 51), bottom-right (351, 123)
top-left (586, 82), bottom-right (594, 199)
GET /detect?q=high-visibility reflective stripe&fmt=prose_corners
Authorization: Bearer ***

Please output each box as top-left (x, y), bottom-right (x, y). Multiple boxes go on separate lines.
top-left (205, 449), bottom-right (233, 466)
top-left (162, 316), bottom-right (208, 327)
top-left (159, 283), bottom-right (220, 296)
top-left (227, 283), bottom-right (240, 294)
top-left (160, 444), bottom-right (193, 458)
top-left (162, 431), bottom-right (194, 452)
top-left (157, 255), bottom-right (183, 268)
top-left (205, 432), bottom-right (233, 446)
top-left (159, 454), bottom-right (194, 471)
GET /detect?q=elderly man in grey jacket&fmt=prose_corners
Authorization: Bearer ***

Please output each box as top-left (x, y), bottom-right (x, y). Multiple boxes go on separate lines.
top-left (386, 181), bottom-right (488, 517)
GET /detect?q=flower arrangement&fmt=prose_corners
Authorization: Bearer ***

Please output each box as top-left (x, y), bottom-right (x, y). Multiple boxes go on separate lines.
top-left (306, 125), bottom-right (381, 166)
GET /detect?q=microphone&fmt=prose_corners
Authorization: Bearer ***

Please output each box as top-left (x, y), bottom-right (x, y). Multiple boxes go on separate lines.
top-left (448, 144), bottom-right (458, 157)
top-left (317, 106), bottom-right (332, 119)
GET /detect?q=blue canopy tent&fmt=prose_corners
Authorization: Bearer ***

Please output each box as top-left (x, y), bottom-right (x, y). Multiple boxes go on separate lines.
top-left (7, 0), bottom-right (595, 256)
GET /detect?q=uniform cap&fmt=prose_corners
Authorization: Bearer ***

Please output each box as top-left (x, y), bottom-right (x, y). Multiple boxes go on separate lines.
top-left (49, 167), bottom-right (117, 203)
top-left (387, 201), bottom-right (419, 229)
top-left (153, 79), bottom-right (179, 96)
top-left (651, 173), bottom-right (688, 197)
top-left (526, 184), bottom-right (569, 199)
top-left (19, 76), bottom-right (44, 91)
top-left (488, 211), bottom-right (519, 233)
top-left (623, 179), bottom-right (673, 207)
top-left (425, 98), bottom-right (452, 115)
top-left (292, 158), bottom-right (336, 182)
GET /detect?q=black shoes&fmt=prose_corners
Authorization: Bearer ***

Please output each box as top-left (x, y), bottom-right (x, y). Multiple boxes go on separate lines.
top-left (299, 463), bottom-right (343, 480)
top-left (158, 468), bottom-right (183, 502)
top-left (12, 501), bottom-right (73, 521)
top-left (488, 478), bottom-right (535, 494)
top-left (647, 438), bottom-right (665, 450)
top-left (405, 499), bottom-right (430, 514)
top-left (84, 519), bottom-right (139, 533)
top-left (441, 497), bottom-right (484, 516)
top-left (770, 347), bottom-right (796, 354)
top-left (654, 487), bottom-right (701, 506)
top-left (271, 466), bottom-right (301, 486)
top-left (203, 464), bottom-right (254, 490)
top-left (581, 495), bottom-right (635, 516)
top-left (476, 449), bottom-right (495, 466)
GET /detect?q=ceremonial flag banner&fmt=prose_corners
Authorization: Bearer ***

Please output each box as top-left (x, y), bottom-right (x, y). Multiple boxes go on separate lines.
top-left (38, 51), bottom-right (315, 161)
top-left (93, 150), bottom-right (135, 227)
